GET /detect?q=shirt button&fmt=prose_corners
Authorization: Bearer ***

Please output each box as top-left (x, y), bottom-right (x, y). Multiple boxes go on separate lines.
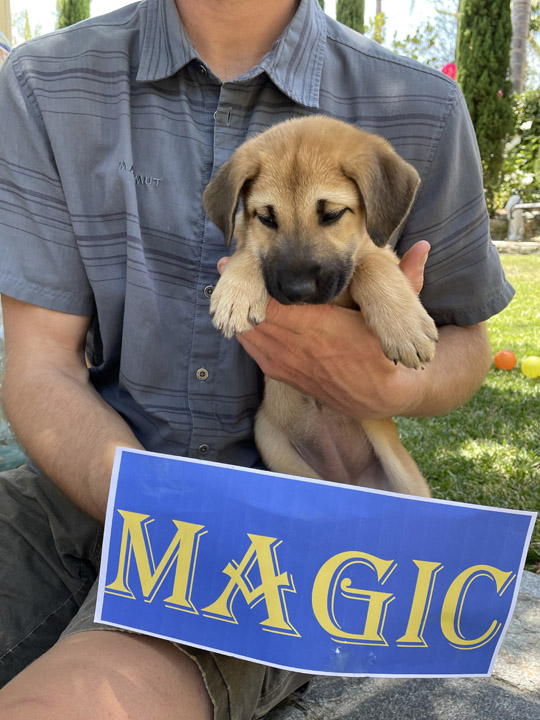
top-left (196, 368), bottom-right (209, 381)
top-left (199, 64), bottom-right (208, 75)
top-left (204, 285), bottom-right (215, 298)
top-left (198, 443), bottom-right (210, 457)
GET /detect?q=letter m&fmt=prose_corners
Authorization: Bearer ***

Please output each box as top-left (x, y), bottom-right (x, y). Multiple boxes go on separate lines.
top-left (105, 510), bottom-right (206, 613)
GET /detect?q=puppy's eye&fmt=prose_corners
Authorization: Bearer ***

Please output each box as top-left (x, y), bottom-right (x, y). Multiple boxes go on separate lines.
top-left (257, 214), bottom-right (278, 230)
top-left (321, 208), bottom-right (349, 226)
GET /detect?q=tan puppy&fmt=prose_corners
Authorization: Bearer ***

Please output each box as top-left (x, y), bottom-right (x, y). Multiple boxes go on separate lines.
top-left (203, 116), bottom-right (438, 497)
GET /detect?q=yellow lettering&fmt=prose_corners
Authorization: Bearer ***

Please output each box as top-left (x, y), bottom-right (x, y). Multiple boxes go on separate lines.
top-left (105, 510), bottom-right (206, 613)
top-left (201, 534), bottom-right (299, 637)
top-left (440, 565), bottom-right (516, 649)
top-left (396, 560), bottom-right (443, 647)
top-left (312, 551), bottom-right (396, 645)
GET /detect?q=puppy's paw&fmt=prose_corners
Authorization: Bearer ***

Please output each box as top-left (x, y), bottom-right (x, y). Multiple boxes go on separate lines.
top-left (378, 308), bottom-right (438, 370)
top-left (210, 279), bottom-right (268, 338)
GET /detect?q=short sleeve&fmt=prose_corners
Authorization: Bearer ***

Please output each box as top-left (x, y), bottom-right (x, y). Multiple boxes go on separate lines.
top-left (0, 50), bottom-right (94, 315)
top-left (397, 88), bottom-right (514, 327)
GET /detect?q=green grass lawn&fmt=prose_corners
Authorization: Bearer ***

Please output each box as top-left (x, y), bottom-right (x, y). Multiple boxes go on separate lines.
top-left (397, 253), bottom-right (540, 571)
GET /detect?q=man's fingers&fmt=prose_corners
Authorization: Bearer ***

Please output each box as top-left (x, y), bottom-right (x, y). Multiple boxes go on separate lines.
top-left (398, 240), bottom-right (430, 295)
top-left (217, 256), bottom-right (229, 275)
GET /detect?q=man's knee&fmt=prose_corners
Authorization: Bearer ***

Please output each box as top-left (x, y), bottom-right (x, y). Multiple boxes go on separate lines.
top-left (0, 630), bottom-right (214, 720)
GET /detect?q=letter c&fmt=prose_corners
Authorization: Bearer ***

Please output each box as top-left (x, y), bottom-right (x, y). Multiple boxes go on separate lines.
top-left (440, 564), bottom-right (515, 649)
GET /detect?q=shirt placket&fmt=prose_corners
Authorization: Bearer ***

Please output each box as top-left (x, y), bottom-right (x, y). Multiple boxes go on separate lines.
top-left (187, 71), bottom-right (253, 461)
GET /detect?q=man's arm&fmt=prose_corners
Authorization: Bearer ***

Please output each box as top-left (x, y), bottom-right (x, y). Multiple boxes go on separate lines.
top-left (1, 295), bottom-right (143, 522)
top-left (233, 243), bottom-right (493, 420)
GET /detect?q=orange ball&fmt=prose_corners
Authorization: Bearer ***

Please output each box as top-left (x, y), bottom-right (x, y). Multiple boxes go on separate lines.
top-left (494, 350), bottom-right (517, 370)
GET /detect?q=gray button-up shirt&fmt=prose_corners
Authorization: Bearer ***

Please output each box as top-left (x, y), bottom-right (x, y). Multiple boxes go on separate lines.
top-left (0, 0), bottom-right (513, 467)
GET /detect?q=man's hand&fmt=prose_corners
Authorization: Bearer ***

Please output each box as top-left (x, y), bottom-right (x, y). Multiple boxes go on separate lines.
top-left (217, 240), bottom-right (492, 420)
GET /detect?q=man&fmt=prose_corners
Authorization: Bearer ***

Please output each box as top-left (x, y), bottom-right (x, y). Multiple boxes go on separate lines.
top-left (0, 0), bottom-right (512, 717)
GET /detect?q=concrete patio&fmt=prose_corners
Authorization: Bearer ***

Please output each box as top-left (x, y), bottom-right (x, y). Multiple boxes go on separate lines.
top-left (266, 570), bottom-right (540, 720)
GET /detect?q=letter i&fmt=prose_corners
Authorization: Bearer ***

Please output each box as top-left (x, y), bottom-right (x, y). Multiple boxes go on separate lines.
top-left (396, 560), bottom-right (443, 647)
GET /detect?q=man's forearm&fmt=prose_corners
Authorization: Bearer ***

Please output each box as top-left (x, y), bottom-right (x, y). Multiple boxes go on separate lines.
top-left (234, 241), bottom-right (493, 422)
top-left (2, 362), bottom-right (142, 523)
top-left (237, 301), bottom-right (492, 422)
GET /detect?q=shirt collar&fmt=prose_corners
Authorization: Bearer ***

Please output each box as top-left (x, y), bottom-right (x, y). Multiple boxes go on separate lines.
top-left (137, 0), bottom-right (326, 108)
top-left (137, 0), bottom-right (197, 82)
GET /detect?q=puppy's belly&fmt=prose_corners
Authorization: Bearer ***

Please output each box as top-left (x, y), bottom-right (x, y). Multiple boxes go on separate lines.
top-left (256, 388), bottom-right (393, 491)
top-left (288, 413), bottom-right (392, 491)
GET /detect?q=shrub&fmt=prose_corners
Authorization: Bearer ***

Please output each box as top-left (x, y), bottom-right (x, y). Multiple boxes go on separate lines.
top-left (496, 90), bottom-right (540, 209)
top-left (456, 0), bottom-right (515, 213)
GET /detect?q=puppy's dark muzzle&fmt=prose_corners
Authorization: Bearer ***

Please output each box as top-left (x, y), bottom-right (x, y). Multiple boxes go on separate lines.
top-left (263, 256), bottom-right (353, 305)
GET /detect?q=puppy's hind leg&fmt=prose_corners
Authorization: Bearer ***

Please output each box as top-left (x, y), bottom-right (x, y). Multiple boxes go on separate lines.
top-left (254, 407), bottom-right (322, 480)
top-left (361, 418), bottom-right (430, 497)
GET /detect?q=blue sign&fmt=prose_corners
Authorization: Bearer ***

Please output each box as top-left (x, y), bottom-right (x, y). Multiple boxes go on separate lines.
top-left (96, 448), bottom-right (536, 677)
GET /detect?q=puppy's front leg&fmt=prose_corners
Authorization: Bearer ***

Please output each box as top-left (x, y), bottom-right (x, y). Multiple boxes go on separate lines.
top-left (210, 249), bottom-right (269, 338)
top-left (350, 247), bottom-right (438, 369)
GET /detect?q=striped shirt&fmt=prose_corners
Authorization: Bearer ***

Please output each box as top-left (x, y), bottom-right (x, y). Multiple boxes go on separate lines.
top-left (0, 0), bottom-right (513, 467)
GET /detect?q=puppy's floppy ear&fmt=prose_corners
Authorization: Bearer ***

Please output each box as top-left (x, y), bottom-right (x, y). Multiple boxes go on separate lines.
top-left (202, 144), bottom-right (260, 247)
top-left (343, 139), bottom-right (420, 247)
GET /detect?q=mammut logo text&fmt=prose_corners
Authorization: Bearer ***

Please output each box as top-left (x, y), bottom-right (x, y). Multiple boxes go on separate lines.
top-left (118, 162), bottom-right (163, 188)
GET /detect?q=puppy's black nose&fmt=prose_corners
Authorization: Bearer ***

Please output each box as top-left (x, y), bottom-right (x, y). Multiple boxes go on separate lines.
top-left (266, 265), bottom-right (321, 305)
top-left (276, 273), bottom-right (318, 303)
top-left (263, 254), bottom-right (352, 305)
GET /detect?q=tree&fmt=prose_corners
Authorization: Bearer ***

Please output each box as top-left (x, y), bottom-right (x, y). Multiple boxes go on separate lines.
top-left (511, 0), bottom-right (532, 92)
top-left (336, 0), bottom-right (365, 34)
top-left (11, 9), bottom-right (41, 45)
top-left (56, 0), bottom-right (91, 30)
top-left (430, 0), bottom-right (460, 66)
top-left (456, 0), bottom-right (514, 212)
top-left (367, 12), bottom-right (386, 44)
top-left (317, 0), bottom-right (325, 9)
top-left (391, 21), bottom-right (439, 65)
top-left (524, 0), bottom-right (540, 88)
top-left (367, 0), bottom-right (460, 68)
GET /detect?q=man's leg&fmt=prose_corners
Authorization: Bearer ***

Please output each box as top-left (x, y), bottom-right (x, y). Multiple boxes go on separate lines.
top-left (0, 580), bottom-right (309, 720)
top-left (0, 466), bottom-right (310, 718)
top-left (0, 465), bottom-right (102, 684)
top-left (0, 631), bottom-right (214, 720)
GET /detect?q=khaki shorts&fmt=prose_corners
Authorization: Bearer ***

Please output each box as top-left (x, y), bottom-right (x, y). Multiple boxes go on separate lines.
top-left (0, 464), bottom-right (310, 719)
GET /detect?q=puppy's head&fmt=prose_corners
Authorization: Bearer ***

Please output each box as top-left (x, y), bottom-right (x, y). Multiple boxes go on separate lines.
top-left (203, 116), bottom-right (420, 305)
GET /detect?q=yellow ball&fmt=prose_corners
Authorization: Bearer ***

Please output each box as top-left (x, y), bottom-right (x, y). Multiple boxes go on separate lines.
top-left (521, 356), bottom-right (540, 378)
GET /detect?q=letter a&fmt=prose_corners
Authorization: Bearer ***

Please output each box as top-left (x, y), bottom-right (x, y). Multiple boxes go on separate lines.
top-left (201, 534), bottom-right (299, 637)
